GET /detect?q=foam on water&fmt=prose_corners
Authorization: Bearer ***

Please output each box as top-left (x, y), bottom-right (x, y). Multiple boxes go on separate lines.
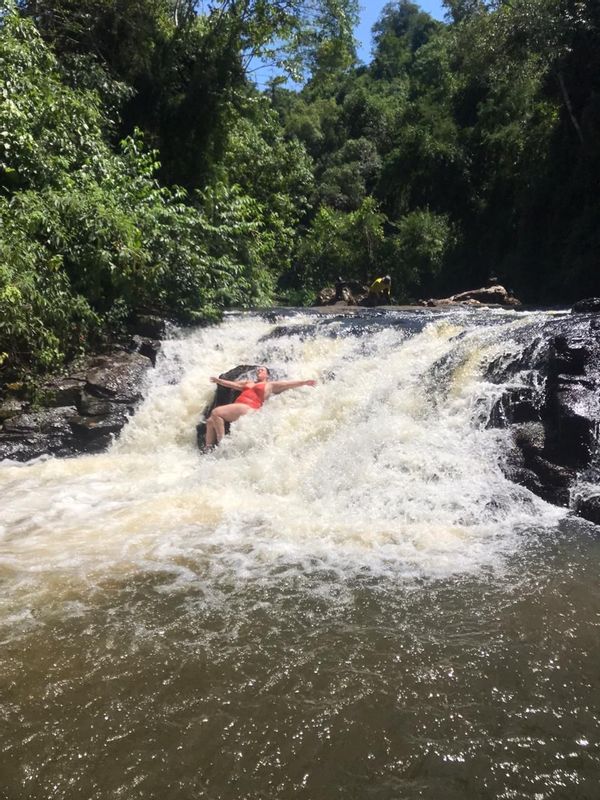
top-left (0, 310), bottom-right (566, 612)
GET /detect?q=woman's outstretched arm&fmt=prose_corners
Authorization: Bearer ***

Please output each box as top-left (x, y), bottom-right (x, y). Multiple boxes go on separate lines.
top-left (210, 376), bottom-right (251, 391)
top-left (269, 379), bottom-right (316, 395)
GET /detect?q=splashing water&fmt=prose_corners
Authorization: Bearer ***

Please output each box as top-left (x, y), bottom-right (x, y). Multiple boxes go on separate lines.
top-left (1, 309), bottom-right (565, 606)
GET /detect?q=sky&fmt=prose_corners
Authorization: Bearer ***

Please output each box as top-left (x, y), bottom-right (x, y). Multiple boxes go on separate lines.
top-left (355, 0), bottom-right (446, 63)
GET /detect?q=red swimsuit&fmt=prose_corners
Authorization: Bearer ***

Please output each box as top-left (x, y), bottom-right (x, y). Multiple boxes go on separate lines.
top-left (236, 382), bottom-right (266, 409)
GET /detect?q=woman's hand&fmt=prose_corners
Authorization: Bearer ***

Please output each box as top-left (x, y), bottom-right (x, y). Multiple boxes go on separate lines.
top-left (304, 380), bottom-right (316, 387)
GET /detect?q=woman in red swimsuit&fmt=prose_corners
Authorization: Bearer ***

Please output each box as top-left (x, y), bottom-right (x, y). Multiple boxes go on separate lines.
top-left (205, 366), bottom-right (316, 447)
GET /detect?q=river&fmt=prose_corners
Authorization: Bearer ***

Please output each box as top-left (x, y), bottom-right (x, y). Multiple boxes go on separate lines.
top-left (1, 308), bottom-right (599, 799)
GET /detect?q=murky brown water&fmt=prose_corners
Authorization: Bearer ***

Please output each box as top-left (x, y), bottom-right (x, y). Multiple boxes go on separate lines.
top-left (1, 520), bottom-right (598, 799)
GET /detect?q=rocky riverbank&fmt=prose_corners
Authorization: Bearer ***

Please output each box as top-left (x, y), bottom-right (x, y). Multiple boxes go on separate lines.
top-left (486, 305), bottom-right (600, 525)
top-left (0, 316), bottom-right (165, 462)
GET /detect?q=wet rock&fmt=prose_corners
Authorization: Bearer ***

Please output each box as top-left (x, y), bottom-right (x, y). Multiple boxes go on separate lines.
top-left (130, 335), bottom-right (161, 367)
top-left (543, 334), bottom-right (600, 469)
top-left (132, 314), bottom-right (167, 339)
top-left (0, 317), bottom-right (168, 462)
top-left (0, 434), bottom-right (55, 461)
top-left (1, 353), bottom-right (151, 462)
top-left (573, 494), bottom-right (600, 525)
top-left (506, 425), bottom-right (575, 505)
top-left (2, 413), bottom-right (39, 434)
top-left (2, 407), bottom-right (77, 436)
top-left (0, 408), bottom-right (79, 461)
top-left (85, 351), bottom-right (152, 403)
top-left (41, 377), bottom-right (86, 407)
top-left (260, 325), bottom-right (316, 341)
top-left (488, 316), bottom-right (600, 519)
top-left (513, 422), bottom-right (546, 456)
top-left (0, 397), bottom-right (26, 422)
top-left (77, 391), bottom-right (125, 417)
top-left (572, 298), bottom-right (600, 313)
top-left (69, 412), bottom-right (128, 452)
top-left (488, 388), bottom-right (543, 427)
top-left (526, 455), bottom-right (576, 505)
top-left (316, 287), bottom-right (336, 305)
top-left (502, 465), bottom-right (546, 497)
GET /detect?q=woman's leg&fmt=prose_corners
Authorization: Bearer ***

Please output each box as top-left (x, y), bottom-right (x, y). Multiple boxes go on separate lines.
top-left (208, 403), bottom-right (253, 444)
top-left (205, 417), bottom-right (216, 447)
top-left (212, 414), bottom-right (225, 443)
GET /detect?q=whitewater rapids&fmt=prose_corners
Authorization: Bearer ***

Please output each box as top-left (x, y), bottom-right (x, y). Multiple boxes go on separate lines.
top-left (0, 308), bottom-right (566, 614)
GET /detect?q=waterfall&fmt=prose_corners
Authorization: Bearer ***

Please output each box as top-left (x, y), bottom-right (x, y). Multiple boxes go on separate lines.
top-left (0, 308), bottom-right (567, 615)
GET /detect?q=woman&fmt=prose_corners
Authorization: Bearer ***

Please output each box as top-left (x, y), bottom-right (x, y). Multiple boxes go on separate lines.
top-left (205, 366), bottom-right (316, 447)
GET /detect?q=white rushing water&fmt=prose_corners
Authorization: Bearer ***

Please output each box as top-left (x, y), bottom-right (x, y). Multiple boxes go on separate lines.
top-left (0, 309), bottom-right (566, 615)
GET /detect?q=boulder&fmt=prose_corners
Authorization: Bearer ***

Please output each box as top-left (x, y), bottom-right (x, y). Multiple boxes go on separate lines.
top-left (41, 377), bottom-right (86, 407)
top-left (85, 351), bottom-right (152, 403)
top-left (0, 434), bottom-right (57, 461)
top-left (131, 314), bottom-right (167, 339)
top-left (69, 412), bottom-right (128, 453)
top-left (1, 413), bottom-right (39, 434)
top-left (487, 387), bottom-right (542, 427)
top-left (316, 287), bottom-right (336, 305)
top-left (77, 391), bottom-right (124, 418)
top-left (451, 285), bottom-right (521, 306)
top-left (0, 315), bottom-right (168, 462)
top-left (315, 283), bottom-right (369, 306)
top-left (486, 316), bottom-right (600, 519)
top-left (1, 352), bottom-right (153, 462)
top-left (338, 286), bottom-right (356, 305)
top-left (572, 298), bottom-right (600, 313)
top-left (543, 334), bottom-right (600, 469)
top-left (573, 495), bottom-right (600, 525)
top-left (0, 407), bottom-right (79, 461)
top-left (130, 335), bottom-right (161, 367)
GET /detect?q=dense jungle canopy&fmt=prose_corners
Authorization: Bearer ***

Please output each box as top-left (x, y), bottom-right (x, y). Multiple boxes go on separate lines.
top-left (1, 0), bottom-right (599, 381)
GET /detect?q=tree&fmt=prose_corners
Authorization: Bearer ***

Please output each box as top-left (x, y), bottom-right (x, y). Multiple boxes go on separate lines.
top-left (371, 0), bottom-right (442, 79)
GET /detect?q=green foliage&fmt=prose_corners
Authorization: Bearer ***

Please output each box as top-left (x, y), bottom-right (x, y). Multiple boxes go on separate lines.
top-left (18, 0), bottom-right (361, 187)
top-left (390, 209), bottom-right (455, 297)
top-left (0, 196), bottom-right (100, 376)
top-left (0, 7), bottom-right (109, 191)
top-left (297, 197), bottom-right (386, 287)
top-left (0, 4), bottom-right (300, 379)
top-left (217, 97), bottom-right (314, 277)
top-left (318, 137), bottom-right (382, 210)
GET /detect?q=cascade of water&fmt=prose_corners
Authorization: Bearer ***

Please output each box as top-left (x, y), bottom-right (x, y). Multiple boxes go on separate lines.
top-left (0, 309), bottom-right (567, 615)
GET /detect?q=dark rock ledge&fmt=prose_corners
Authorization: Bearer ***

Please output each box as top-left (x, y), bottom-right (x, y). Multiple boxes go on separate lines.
top-left (486, 307), bottom-right (600, 525)
top-left (0, 322), bottom-right (163, 462)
